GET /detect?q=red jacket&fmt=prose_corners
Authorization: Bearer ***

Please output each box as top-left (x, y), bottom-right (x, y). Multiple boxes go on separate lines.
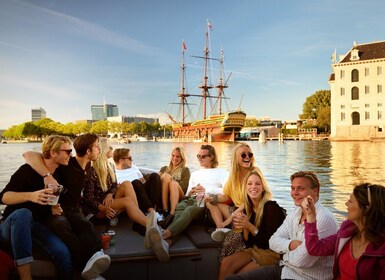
top-left (305, 219), bottom-right (385, 280)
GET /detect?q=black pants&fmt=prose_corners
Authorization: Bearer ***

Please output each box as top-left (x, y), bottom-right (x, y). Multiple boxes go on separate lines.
top-left (131, 173), bottom-right (162, 213)
top-left (47, 209), bottom-right (100, 271)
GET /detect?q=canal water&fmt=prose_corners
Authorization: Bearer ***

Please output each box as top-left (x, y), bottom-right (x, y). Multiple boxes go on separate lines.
top-left (1, 140), bottom-right (385, 224)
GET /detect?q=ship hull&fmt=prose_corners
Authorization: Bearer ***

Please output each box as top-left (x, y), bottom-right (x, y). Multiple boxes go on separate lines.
top-left (172, 111), bottom-right (246, 142)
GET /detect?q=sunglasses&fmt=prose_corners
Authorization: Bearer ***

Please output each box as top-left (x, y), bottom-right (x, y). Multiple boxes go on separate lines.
top-left (123, 156), bottom-right (132, 161)
top-left (60, 149), bottom-right (72, 155)
top-left (197, 154), bottom-right (211, 159)
top-left (241, 152), bottom-right (253, 159)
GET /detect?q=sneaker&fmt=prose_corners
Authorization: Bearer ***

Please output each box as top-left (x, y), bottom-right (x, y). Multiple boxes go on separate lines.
top-left (148, 225), bottom-right (170, 262)
top-left (81, 250), bottom-right (111, 279)
top-left (158, 213), bottom-right (174, 229)
top-left (144, 210), bottom-right (156, 248)
top-left (211, 228), bottom-right (231, 242)
top-left (155, 211), bottom-right (164, 222)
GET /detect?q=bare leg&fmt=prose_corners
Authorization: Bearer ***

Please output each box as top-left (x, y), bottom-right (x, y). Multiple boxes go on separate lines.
top-left (169, 181), bottom-right (184, 215)
top-left (218, 251), bottom-right (253, 280)
top-left (162, 229), bottom-right (172, 240)
top-left (17, 263), bottom-right (32, 280)
top-left (206, 204), bottom-right (224, 228)
top-left (112, 196), bottom-right (146, 227)
top-left (116, 181), bottom-right (139, 207)
top-left (160, 173), bottom-right (172, 211)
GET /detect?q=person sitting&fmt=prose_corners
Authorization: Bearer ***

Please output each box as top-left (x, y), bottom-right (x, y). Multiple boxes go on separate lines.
top-left (302, 183), bottom-right (385, 280)
top-left (113, 148), bottom-right (162, 217)
top-left (82, 138), bottom-right (168, 262)
top-left (0, 135), bottom-right (73, 280)
top-left (218, 168), bottom-right (286, 280)
top-left (209, 143), bottom-right (257, 240)
top-left (23, 133), bottom-right (111, 279)
top-left (225, 171), bottom-right (339, 280)
top-left (158, 147), bottom-right (191, 228)
top-left (160, 144), bottom-right (229, 246)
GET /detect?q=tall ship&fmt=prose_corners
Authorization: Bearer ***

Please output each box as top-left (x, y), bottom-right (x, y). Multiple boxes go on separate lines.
top-left (168, 20), bottom-right (246, 142)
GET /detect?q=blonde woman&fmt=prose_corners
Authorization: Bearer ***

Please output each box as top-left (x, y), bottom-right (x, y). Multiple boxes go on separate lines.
top-left (218, 169), bottom-right (286, 280)
top-left (208, 143), bottom-right (256, 239)
top-left (82, 138), bottom-right (147, 229)
top-left (159, 147), bottom-right (191, 228)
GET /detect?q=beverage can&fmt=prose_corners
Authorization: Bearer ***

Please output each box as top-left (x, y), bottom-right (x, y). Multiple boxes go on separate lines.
top-left (108, 230), bottom-right (116, 246)
top-left (101, 233), bottom-right (110, 249)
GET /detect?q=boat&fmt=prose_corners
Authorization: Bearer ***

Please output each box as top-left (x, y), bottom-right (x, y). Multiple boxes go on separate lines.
top-left (168, 20), bottom-right (246, 142)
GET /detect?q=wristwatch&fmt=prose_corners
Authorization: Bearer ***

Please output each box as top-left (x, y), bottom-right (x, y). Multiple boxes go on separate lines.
top-left (254, 228), bottom-right (259, 235)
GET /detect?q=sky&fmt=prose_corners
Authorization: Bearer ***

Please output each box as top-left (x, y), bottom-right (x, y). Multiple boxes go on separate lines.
top-left (1, 0), bottom-right (385, 129)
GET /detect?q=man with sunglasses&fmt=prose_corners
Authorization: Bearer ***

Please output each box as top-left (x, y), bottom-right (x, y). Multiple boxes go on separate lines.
top-left (161, 145), bottom-right (229, 247)
top-left (23, 133), bottom-right (111, 279)
top-left (0, 135), bottom-right (73, 280)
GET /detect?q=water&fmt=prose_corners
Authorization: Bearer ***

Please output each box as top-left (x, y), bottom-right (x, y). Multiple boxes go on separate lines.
top-left (2, 140), bottom-right (385, 224)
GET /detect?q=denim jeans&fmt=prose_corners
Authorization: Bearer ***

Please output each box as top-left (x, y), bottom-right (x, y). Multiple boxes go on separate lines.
top-left (0, 208), bottom-right (73, 280)
top-left (167, 197), bottom-right (205, 240)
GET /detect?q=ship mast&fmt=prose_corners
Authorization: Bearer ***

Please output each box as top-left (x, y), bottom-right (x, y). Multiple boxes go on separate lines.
top-left (215, 49), bottom-right (227, 115)
top-left (179, 41), bottom-right (188, 125)
top-left (198, 20), bottom-right (213, 120)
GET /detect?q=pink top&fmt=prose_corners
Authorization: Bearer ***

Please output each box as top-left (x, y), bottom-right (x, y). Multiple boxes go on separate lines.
top-left (337, 240), bottom-right (357, 280)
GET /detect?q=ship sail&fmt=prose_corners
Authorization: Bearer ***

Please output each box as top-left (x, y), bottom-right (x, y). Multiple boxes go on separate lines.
top-left (169, 20), bottom-right (246, 142)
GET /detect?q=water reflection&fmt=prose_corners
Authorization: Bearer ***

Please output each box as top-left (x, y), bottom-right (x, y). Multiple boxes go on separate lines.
top-left (1, 140), bottom-right (385, 224)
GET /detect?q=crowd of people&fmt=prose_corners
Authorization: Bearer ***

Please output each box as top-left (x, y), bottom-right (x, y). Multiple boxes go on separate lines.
top-left (0, 134), bottom-right (384, 280)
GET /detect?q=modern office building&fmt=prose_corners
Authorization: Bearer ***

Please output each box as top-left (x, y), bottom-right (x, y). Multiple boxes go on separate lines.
top-left (329, 40), bottom-right (385, 140)
top-left (31, 107), bottom-right (46, 122)
top-left (91, 104), bottom-right (119, 120)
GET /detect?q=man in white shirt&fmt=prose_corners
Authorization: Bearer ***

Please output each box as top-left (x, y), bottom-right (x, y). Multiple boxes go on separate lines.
top-left (113, 148), bottom-right (162, 215)
top-left (161, 145), bottom-right (229, 245)
top-left (225, 171), bottom-right (338, 280)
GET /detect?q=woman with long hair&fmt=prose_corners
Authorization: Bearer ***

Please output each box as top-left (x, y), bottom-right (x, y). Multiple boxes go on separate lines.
top-left (82, 138), bottom-right (147, 229)
top-left (208, 143), bottom-right (256, 239)
top-left (302, 183), bottom-right (385, 279)
top-left (218, 169), bottom-right (286, 280)
top-left (158, 147), bottom-right (190, 228)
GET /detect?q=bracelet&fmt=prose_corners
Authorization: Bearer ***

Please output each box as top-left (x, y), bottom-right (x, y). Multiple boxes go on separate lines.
top-left (43, 173), bottom-right (52, 178)
top-left (209, 194), bottom-right (219, 205)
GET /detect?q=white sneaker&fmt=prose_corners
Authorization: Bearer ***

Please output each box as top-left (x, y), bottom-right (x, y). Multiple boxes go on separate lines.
top-left (148, 225), bottom-right (170, 262)
top-left (81, 250), bottom-right (111, 279)
top-left (144, 210), bottom-right (156, 248)
top-left (155, 211), bottom-right (164, 222)
top-left (211, 228), bottom-right (231, 242)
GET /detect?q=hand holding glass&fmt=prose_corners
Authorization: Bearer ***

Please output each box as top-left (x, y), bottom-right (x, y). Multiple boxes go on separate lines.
top-left (46, 184), bottom-right (64, 205)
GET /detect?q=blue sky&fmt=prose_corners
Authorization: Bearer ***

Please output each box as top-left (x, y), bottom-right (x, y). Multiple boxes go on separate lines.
top-left (1, 0), bottom-right (385, 129)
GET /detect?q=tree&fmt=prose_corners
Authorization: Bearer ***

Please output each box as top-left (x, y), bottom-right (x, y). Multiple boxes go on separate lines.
top-left (300, 90), bottom-right (331, 132)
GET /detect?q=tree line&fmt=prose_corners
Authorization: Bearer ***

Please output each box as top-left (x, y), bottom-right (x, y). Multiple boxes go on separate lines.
top-left (3, 118), bottom-right (173, 140)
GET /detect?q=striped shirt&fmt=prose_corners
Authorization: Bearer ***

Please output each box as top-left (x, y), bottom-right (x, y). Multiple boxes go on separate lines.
top-left (269, 201), bottom-right (338, 280)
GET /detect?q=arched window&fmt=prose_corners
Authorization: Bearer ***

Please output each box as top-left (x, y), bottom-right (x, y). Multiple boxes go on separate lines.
top-left (352, 112), bottom-right (360, 125)
top-left (351, 69), bottom-right (359, 82)
top-left (351, 87), bottom-right (359, 100)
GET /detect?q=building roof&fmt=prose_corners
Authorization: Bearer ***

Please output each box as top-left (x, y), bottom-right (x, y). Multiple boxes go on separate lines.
top-left (339, 41), bottom-right (385, 63)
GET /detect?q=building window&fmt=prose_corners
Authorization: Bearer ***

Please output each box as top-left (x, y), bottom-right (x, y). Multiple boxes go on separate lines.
top-left (365, 112), bottom-right (370, 120)
top-left (351, 69), bottom-right (359, 82)
top-left (352, 112), bottom-right (360, 125)
top-left (340, 70), bottom-right (345, 79)
top-left (351, 87), bottom-right (359, 100)
top-left (340, 88), bottom-right (345, 96)
top-left (341, 112), bottom-right (345, 121)
top-left (379, 127), bottom-right (383, 132)
top-left (340, 105), bottom-right (345, 109)
top-left (378, 103), bottom-right (383, 107)
top-left (378, 84), bottom-right (383, 93)
top-left (365, 68), bottom-right (369, 76)
top-left (365, 85), bottom-right (369, 94)
top-left (378, 66), bottom-right (382, 75)
top-left (365, 104), bottom-right (370, 108)
top-left (378, 111), bottom-right (383, 120)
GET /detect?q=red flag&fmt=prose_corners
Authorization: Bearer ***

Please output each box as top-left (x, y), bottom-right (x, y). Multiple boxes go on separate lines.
top-left (182, 41), bottom-right (187, 51)
top-left (207, 20), bottom-right (213, 31)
